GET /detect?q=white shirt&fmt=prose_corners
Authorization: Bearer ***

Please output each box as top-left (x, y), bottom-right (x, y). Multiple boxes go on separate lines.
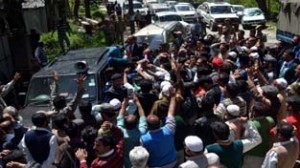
top-left (19, 127), bottom-right (58, 168)
top-left (261, 138), bottom-right (297, 168)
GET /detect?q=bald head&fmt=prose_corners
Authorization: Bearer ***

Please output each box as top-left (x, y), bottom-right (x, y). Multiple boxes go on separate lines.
top-left (125, 114), bottom-right (137, 130)
top-left (146, 114), bottom-right (160, 130)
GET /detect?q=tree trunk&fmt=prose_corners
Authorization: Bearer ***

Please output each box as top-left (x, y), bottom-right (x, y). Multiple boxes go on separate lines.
top-left (84, 0), bottom-right (91, 18)
top-left (74, 0), bottom-right (80, 19)
top-left (255, 0), bottom-right (269, 19)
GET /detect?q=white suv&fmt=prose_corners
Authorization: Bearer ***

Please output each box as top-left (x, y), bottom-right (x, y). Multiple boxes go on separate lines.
top-left (197, 2), bottom-right (240, 31)
top-left (172, 2), bottom-right (198, 23)
top-left (123, 1), bottom-right (148, 16)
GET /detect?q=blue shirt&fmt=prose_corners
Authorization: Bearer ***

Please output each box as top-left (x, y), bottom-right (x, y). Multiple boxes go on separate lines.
top-left (117, 115), bottom-right (147, 168)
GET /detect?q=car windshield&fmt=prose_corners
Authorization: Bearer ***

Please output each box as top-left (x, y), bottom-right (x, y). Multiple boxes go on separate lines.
top-left (26, 74), bottom-right (97, 105)
top-left (159, 15), bottom-right (182, 21)
top-left (244, 8), bottom-right (263, 16)
top-left (233, 6), bottom-right (244, 12)
top-left (155, 8), bottom-right (171, 12)
top-left (210, 5), bottom-right (233, 14)
top-left (124, 3), bottom-right (143, 9)
top-left (176, 5), bottom-right (193, 11)
top-left (136, 35), bottom-right (164, 50)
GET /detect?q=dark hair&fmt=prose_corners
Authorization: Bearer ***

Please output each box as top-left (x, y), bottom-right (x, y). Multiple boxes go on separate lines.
top-left (139, 79), bottom-right (153, 93)
top-left (219, 63), bottom-right (232, 74)
top-left (218, 72), bottom-right (229, 86)
top-left (79, 100), bottom-right (92, 115)
top-left (196, 76), bottom-right (213, 86)
top-left (226, 83), bottom-right (239, 97)
top-left (277, 121), bottom-right (294, 140)
top-left (32, 113), bottom-right (48, 127)
top-left (96, 135), bottom-right (116, 149)
top-left (236, 80), bottom-right (248, 92)
top-left (197, 67), bottom-right (212, 77)
top-left (124, 115), bottom-right (138, 130)
top-left (285, 49), bottom-right (295, 58)
top-left (81, 126), bottom-right (97, 144)
top-left (239, 55), bottom-right (250, 66)
top-left (53, 96), bottom-right (67, 110)
top-left (211, 121), bottom-right (230, 141)
top-left (52, 113), bottom-right (68, 130)
top-left (238, 30), bottom-right (245, 35)
top-left (287, 96), bottom-right (300, 112)
top-left (253, 101), bottom-right (270, 117)
top-left (201, 95), bottom-right (215, 113)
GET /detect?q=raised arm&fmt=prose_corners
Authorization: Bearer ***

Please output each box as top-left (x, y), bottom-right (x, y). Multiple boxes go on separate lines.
top-left (64, 74), bottom-right (86, 118)
top-left (50, 71), bottom-right (59, 110)
top-left (133, 94), bottom-right (147, 134)
top-left (1, 72), bottom-right (21, 97)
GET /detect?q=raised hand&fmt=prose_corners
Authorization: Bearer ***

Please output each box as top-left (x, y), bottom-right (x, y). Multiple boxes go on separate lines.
top-left (76, 74), bottom-right (86, 88)
top-left (52, 71), bottom-right (59, 81)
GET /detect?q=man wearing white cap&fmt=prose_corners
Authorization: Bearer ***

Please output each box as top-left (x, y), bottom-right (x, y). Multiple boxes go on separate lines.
top-left (179, 136), bottom-right (219, 168)
top-left (224, 105), bottom-right (244, 141)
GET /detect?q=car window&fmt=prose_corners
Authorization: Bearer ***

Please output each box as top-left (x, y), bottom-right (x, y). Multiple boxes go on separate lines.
top-left (26, 75), bottom-right (97, 104)
top-left (155, 8), bottom-right (170, 13)
top-left (244, 8), bottom-right (263, 16)
top-left (124, 3), bottom-right (142, 9)
top-left (160, 15), bottom-right (182, 21)
top-left (233, 6), bottom-right (244, 12)
top-left (176, 5), bottom-right (193, 11)
top-left (210, 5), bottom-right (233, 14)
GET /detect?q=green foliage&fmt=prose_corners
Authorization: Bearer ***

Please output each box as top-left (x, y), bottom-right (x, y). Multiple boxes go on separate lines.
top-left (40, 21), bottom-right (106, 60)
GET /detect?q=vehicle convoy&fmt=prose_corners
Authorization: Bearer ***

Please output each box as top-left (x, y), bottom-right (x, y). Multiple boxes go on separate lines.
top-left (276, 0), bottom-right (300, 43)
top-left (196, 2), bottom-right (240, 31)
top-left (20, 47), bottom-right (115, 126)
top-left (242, 7), bottom-right (266, 29)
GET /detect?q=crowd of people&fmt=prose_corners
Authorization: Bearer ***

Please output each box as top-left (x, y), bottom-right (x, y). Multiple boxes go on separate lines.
top-left (1, 13), bottom-right (300, 168)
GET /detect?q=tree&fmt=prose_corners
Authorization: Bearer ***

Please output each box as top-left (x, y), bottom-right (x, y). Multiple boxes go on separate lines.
top-left (84, 0), bottom-right (91, 18)
top-left (255, 0), bottom-right (268, 18)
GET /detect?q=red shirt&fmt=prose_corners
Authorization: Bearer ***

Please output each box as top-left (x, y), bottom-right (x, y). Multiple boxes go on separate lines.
top-left (80, 126), bottom-right (124, 168)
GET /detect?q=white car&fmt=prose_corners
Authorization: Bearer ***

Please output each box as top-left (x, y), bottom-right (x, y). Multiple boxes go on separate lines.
top-left (152, 11), bottom-right (183, 23)
top-left (242, 7), bottom-right (266, 29)
top-left (123, 1), bottom-right (148, 16)
top-left (197, 2), bottom-right (240, 31)
top-left (172, 2), bottom-right (198, 23)
top-left (148, 3), bottom-right (172, 14)
top-left (232, 4), bottom-right (244, 19)
top-left (134, 21), bottom-right (190, 50)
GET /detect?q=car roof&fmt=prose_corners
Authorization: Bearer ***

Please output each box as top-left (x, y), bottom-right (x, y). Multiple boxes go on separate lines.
top-left (204, 2), bottom-right (231, 6)
top-left (244, 7), bottom-right (262, 10)
top-left (155, 11), bottom-right (180, 16)
top-left (134, 21), bottom-right (179, 36)
top-left (124, 1), bottom-right (142, 4)
top-left (232, 4), bottom-right (244, 7)
top-left (33, 47), bottom-right (110, 78)
top-left (150, 3), bottom-right (169, 7)
top-left (174, 2), bottom-right (192, 6)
